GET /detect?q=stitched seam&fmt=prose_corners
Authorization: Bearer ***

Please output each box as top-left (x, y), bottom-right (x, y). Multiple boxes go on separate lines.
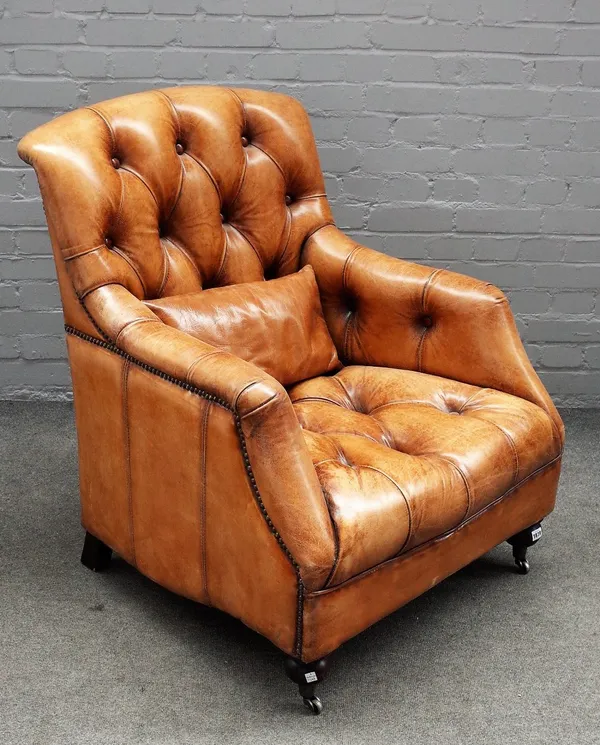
top-left (64, 244), bottom-right (105, 262)
top-left (435, 456), bottom-right (473, 523)
top-left (122, 359), bottom-right (136, 566)
top-left (341, 246), bottom-right (364, 361)
top-left (111, 246), bottom-right (148, 299)
top-left (458, 388), bottom-right (491, 413)
top-left (200, 401), bottom-right (211, 606)
top-left (482, 419), bottom-right (520, 483)
top-left (368, 400), bottom-right (440, 415)
top-left (185, 350), bottom-right (225, 382)
top-left (276, 206), bottom-right (293, 271)
top-left (228, 222), bottom-right (264, 269)
top-left (308, 453), bottom-right (561, 597)
top-left (240, 392), bottom-right (279, 420)
top-left (251, 140), bottom-right (286, 182)
top-left (65, 324), bottom-right (305, 657)
top-left (333, 375), bottom-right (357, 411)
top-left (303, 222), bottom-right (335, 247)
top-left (77, 294), bottom-right (111, 341)
top-left (214, 230), bottom-right (229, 287)
top-left (319, 484), bottom-right (341, 590)
top-left (162, 235), bottom-right (203, 288)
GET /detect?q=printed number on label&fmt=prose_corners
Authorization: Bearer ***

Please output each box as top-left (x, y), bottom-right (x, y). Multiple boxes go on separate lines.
top-left (305, 671), bottom-right (318, 683)
top-left (532, 526), bottom-right (542, 541)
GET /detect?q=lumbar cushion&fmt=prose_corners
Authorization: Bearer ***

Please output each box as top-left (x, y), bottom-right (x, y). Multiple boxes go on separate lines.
top-left (145, 265), bottom-right (341, 386)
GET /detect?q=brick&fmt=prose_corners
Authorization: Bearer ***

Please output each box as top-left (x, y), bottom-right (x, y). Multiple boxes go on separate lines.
top-left (482, 58), bottom-right (526, 84)
top-left (56, 0), bottom-right (104, 9)
top-left (543, 209), bottom-right (600, 235)
top-left (106, 0), bottom-right (151, 11)
top-left (346, 55), bottom-right (391, 84)
top-left (201, 0), bottom-right (245, 12)
top-left (564, 241), bottom-right (600, 262)
top-left (463, 26), bottom-right (556, 54)
top-left (14, 50), bottom-right (60, 75)
top-left (385, 1), bottom-right (429, 18)
top-left (445, 262), bottom-right (535, 288)
top-left (86, 20), bottom-right (178, 46)
top-left (110, 51), bottom-right (159, 78)
top-left (276, 21), bottom-right (368, 49)
top-left (0, 171), bottom-right (21, 197)
top-left (0, 257), bottom-right (57, 280)
top-left (426, 235), bottom-right (473, 259)
top-left (347, 116), bottom-right (390, 143)
top-left (18, 282), bottom-right (61, 310)
top-left (436, 117), bottom-right (480, 146)
top-left (572, 120), bottom-right (600, 149)
top-left (342, 175), bottom-right (381, 201)
top-left (432, 176), bottom-right (477, 202)
top-left (456, 207), bottom-right (542, 234)
top-left (250, 53), bottom-right (298, 81)
top-left (8, 111), bottom-right (51, 140)
top-left (535, 60), bottom-right (580, 86)
top-left (0, 285), bottom-right (19, 309)
top-left (526, 180), bottom-right (567, 206)
top-left (0, 112), bottom-right (8, 138)
top-left (573, 0), bottom-right (600, 22)
top-left (473, 237), bottom-right (520, 260)
top-left (292, 0), bottom-right (336, 15)
top-left (300, 84), bottom-right (363, 112)
top-left (560, 29), bottom-right (600, 56)
top-left (369, 205), bottom-right (453, 232)
top-left (378, 175), bottom-right (430, 202)
top-left (14, 231), bottom-right (52, 256)
top-left (541, 345), bottom-right (583, 368)
top-left (245, 0), bottom-right (291, 14)
top-left (336, 0), bottom-right (386, 12)
top-left (153, 0), bottom-right (199, 12)
top-left (457, 88), bottom-right (550, 117)
top-left (159, 50), bottom-right (206, 79)
top-left (0, 19), bottom-right (80, 44)
top-left (1, 80), bottom-right (78, 109)
top-left (438, 57), bottom-right (484, 85)
top-left (310, 116), bottom-right (347, 141)
top-left (519, 238), bottom-right (564, 262)
top-left (0, 337), bottom-right (20, 360)
top-left (534, 264), bottom-right (600, 289)
top-left (453, 148), bottom-right (542, 177)
top-left (585, 347), bottom-right (600, 368)
top-left (507, 291), bottom-right (551, 314)
top-left (63, 50), bottom-right (108, 78)
top-left (1, 310), bottom-right (64, 335)
top-left (205, 52), bottom-right (253, 80)
top-left (371, 22), bottom-right (464, 51)
top-left (551, 91), bottom-right (600, 117)
top-left (6, 0), bottom-right (53, 11)
top-left (482, 119), bottom-right (526, 146)
top-left (527, 119), bottom-right (571, 148)
top-left (527, 319), bottom-right (600, 342)
top-left (392, 116), bottom-right (438, 144)
top-left (553, 292), bottom-right (595, 314)
top-left (366, 85), bottom-right (455, 114)
top-left (330, 202), bottom-right (366, 229)
top-left (20, 335), bottom-right (67, 360)
top-left (0, 360), bottom-right (72, 387)
top-left (300, 55), bottom-right (345, 82)
top-left (318, 145), bottom-right (361, 173)
top-left (0, 200), bottom-right (45, 227)
top-left (363, 146), bottom-right (451, 174)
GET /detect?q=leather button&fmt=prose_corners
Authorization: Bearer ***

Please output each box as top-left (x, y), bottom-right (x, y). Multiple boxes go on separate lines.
top-left (104, 237), bottom-right (113, 249)
top-left (241, 135), bottom-right (249, 147)
top-left (111, 157), bottom-right (120, 169)
top-left (285, 195), bottom-right (292, 206)
top-left (421, 315), bottom-right (433, 328)
top-left (175, 142), bottom-right (184, 155)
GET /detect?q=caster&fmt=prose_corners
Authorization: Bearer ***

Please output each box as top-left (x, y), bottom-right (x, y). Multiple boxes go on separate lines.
top-left (507, 522), bottom-right (542, 575)
top-left (284, 655), bottom-right (329, 714)
top-left (303, 696), bottom-right (323, 715)
top-left (515, 559), bottom-right (530, 575)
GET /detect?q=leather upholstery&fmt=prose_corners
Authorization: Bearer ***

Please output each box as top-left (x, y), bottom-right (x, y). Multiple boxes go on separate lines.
top-left (18, 86), bottom-right (563, 663)
top-left (146, 266), bottom-right (340, 386)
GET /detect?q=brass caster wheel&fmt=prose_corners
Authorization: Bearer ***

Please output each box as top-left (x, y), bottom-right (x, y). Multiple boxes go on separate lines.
top-left (303, 696), bottom-right (323, 715)
top-left (515, 558), bottom-right (530, 575)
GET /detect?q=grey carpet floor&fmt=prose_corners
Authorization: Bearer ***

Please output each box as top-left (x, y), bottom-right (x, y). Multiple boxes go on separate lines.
top-left (0, 403), bottom-right (598, 745)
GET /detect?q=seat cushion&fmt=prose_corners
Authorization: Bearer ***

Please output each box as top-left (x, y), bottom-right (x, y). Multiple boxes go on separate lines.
top-left (145, 266), bottom-right (340, 387)
top-left (289, 366), bottom-right (562, 587)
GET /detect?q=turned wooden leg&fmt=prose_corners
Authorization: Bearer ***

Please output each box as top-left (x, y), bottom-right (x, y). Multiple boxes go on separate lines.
top-left (507, 522), bottom-right (543, 574)
top-left (80, 531), bottom-right (112, 572)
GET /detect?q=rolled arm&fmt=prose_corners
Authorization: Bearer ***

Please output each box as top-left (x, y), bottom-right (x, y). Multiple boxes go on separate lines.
top-left (303, 225), bottom-right (563, 441)
top-left (83, 284), bottom-right (337, 591)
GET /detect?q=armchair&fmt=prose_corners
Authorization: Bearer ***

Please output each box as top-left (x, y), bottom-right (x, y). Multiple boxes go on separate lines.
top-left (18, 86), bottom-right (563, 714)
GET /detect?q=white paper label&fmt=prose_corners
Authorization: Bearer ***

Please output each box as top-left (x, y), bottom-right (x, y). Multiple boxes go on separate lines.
top-left (532, 526), bottom-right (542, 541)
top-left (305, 671), bottom-right (318, 683)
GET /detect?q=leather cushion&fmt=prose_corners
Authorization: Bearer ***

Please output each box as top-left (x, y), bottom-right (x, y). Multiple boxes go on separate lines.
top-left (289, 366), bottom-right (562, 587)
top-left (145, 266), bottom-right (340, 386)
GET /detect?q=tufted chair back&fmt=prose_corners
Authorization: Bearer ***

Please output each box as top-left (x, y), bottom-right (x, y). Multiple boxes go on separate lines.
top-left (18, 87), bottom-right (333, 308)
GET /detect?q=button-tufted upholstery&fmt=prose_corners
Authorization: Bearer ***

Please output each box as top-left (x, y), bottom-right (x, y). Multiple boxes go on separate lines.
top-left (19, 87), bottom-right (563, 695)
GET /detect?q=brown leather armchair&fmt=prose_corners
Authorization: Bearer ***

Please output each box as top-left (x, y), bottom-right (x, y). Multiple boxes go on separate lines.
top-left (18, 86), bottom-right (563, 715)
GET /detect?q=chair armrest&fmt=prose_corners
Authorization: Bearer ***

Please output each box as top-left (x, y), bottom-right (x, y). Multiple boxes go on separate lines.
top-left (82, 284), bottom-right (337, 591)
top-left (303, 225), bottom-right (563, 442)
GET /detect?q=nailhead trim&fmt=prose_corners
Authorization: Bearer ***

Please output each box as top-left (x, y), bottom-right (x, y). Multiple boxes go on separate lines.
top-left (65, 323), bottom-right (305, 657)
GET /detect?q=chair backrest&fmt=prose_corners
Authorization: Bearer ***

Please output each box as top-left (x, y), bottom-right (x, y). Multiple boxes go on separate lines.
top-left (18, 86), bottom-right (333, 303)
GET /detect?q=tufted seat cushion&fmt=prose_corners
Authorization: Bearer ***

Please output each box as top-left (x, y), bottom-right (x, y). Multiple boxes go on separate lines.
top-left (289, 366), bottom-right (562, 587)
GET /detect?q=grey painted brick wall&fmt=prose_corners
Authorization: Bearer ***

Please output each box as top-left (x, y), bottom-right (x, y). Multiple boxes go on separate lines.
top-left (1, 0), bottom-right (599, 405)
